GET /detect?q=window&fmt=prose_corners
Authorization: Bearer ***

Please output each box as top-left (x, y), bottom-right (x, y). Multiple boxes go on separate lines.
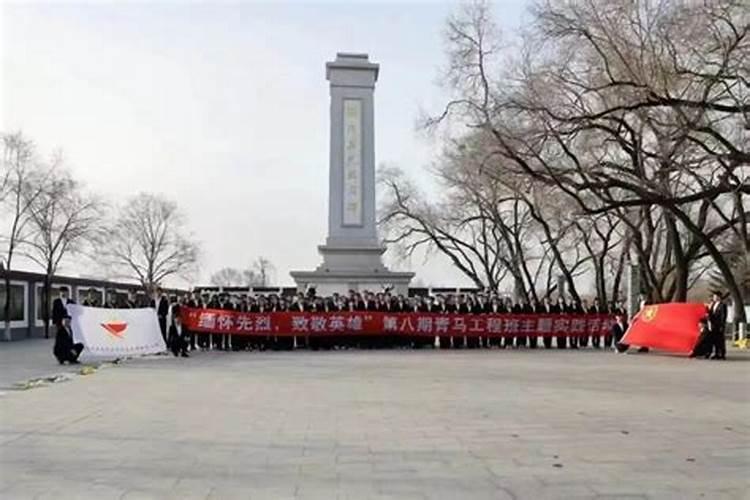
top-left (36, 284), bottom-right (68, 322)
top-left (109, 290), bottom-right (130, 308)
top-left (0, 283), bottom-right (27, 323)
top-left (77, 287), bottom-right (104, 306)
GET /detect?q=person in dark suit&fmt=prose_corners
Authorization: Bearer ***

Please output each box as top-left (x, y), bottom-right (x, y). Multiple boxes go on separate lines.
top-left (540, 297), bottom-right (556, 349)
top-left (206, 293), bottom-right (222, 350)
top-left (464, 295), bottom-right (481, 349)
top-left (290, 294), bottom-right (308, 349)
top-left (707, 292), bottom-right (728, 360)
top-left (219, 293), bottom-right (235, 351)
top-left (156, 289), bottom-right (169, 346)
top-left (185, 291), bottom-right (201, 351)
top-left (414, 296), bottom-right (435, 349)
top-left (690, 318), bottom-right (713, 358)
top-left (527, 299), bottom-right (540, 349)
top-left (611, 314), bottom-right (629, 353)
top-left (556, 297), bottom-right (568, 349)
top-left (475, 294), bottom-right (489, 348)
top-left (588, 298), bottom-right (603, 348)
top-left (53, 315), bottom-right (84, 364)
top-left (487, 296), bottom-right (504, 348)
top-left (569, 299), bottom-right (583, 349)
top-left (435, 295), bottom-right (452, 349)
top-left (168, 315), bottom-right (189, 357)
top-left (52, 288), bottom-right (70, 328)
top-left (503, 297), bottom-right (516, 348)
top-left (514, 298), bottom-right (530, 349)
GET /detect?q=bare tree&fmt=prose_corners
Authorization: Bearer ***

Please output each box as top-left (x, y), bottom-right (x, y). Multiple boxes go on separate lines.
top-left (0, 133), bottom-right (51, 340)
top-left (25, 170), bottom-right (102, 337)
top-left (210, 267), bottom-right (246, 287)
top-left (209, 258), bottom-right (276, 288)
top-left (252, 257), bottom-right (275, 286)
top-left (422, 0), bottom-right (748, 320)
top-left (100, 193), bottom-right (199, 294)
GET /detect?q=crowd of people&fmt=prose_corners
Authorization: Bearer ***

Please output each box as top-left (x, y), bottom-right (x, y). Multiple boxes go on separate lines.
top-left (50, 286), bottom-right (730, 362)
top-left (164, 288), bottom-right (629, 353)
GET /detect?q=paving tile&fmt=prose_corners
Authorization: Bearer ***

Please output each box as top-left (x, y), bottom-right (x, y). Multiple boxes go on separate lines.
top-left (0, 346), bottom-right (748, 499)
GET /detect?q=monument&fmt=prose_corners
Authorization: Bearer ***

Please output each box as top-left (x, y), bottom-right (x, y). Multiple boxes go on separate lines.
top-left (290, 53), bottom-right (414, 295)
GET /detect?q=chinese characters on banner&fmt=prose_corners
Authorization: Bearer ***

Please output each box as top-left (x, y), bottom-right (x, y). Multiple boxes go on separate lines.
top-left (342, 99), bottom-right (362, 226)
top-left (180, 307), bottom-right (614, 338)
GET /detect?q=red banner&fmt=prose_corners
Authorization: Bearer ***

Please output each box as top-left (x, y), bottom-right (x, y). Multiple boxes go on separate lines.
top-left (621, 303), bottom-right (707, 354)
top-left (180, 307), bottom-right (615, 338)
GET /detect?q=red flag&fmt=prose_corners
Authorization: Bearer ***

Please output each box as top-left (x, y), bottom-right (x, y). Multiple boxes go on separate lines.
top-left (621, 302), bottom-right (708, 354)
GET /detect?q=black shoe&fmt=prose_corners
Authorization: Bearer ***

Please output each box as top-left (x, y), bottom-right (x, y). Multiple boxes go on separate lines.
top-left (181, 352), bottom-right (189, 358)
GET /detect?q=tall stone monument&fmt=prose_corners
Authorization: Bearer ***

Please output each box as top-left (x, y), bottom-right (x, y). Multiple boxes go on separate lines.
top-left (290, 53), bottom-right (414, 295)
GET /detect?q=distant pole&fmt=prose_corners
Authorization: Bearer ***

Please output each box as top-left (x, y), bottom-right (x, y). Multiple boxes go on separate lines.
top-left (626, 263), bottom-right (641, 319)
top-left (556, 275), bottom-right (566, 301)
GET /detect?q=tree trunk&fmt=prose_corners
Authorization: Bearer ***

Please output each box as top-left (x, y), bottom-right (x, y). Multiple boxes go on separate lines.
top-left (3, 270), bottom-right (11, 342)
top-left (42, 272), bottom-right (51, 339)
top-left (664, 212), bottom-right (688, 301)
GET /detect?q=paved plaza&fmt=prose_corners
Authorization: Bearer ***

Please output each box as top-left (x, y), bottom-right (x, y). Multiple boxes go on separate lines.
top-left (1, 342), bottom-right (748, 500)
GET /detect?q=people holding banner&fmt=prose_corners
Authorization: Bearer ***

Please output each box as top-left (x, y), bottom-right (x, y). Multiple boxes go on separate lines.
top-left (52, 287), bottom-right (71, 328)
top-left (555, 297), bottom-right (567, 349)
top-left (168, 314), bottom-right (189, 358)
top-left (611, 314), bottom-right (629, 353)
top-left (690, 318), bottom-right (713, 359)
top-left (155, 289), bottom-right (170, 346)
top-left (53, 315), bottom-right (84, 364)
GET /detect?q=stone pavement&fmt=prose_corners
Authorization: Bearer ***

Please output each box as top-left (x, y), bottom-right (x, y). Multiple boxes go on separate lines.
top-left (0, 343), bottom-right (748, 500)
top-left (0, 338), bottom-right (85, 390)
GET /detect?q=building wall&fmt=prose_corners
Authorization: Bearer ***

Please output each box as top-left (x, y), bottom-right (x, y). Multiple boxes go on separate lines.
top-left (0, 270), bottom-right (185, 341)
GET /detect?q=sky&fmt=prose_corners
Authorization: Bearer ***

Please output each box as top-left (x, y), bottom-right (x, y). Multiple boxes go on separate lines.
top-left (1, 0), bottom-right (529, 288)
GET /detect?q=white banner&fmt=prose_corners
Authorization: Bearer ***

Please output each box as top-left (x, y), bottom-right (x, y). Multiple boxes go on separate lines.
top-left (68, 304), bottom-right (166, 359)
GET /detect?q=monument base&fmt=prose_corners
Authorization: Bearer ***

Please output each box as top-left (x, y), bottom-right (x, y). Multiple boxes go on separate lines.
top-left (290, 269), bottom-right (414, 297)
top-left (291, 243), bottom-right (414, 295)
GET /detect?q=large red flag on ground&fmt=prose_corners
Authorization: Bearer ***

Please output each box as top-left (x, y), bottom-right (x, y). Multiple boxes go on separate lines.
top-left (621, 302), bottom-right (708, 354)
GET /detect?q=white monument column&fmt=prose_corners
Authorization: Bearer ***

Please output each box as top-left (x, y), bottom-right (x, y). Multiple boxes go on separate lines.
top-left (291, 53), bottom-right (414, 295)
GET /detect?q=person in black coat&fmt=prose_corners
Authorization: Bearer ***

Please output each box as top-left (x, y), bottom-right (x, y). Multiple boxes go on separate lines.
top-left (513, 298), bottom-right (531, 349)
top-left (487, 296), bottom-right (504, 348)
top-left (168, 315), bottom-right (189, 357)
top-left (707, 292), bottom-right (728, 360)
top-left (527, 299), bottom-right (540, 349)
top-left (435, 296), bottom-right (452, 349)
top-left (290, 294), bottom-right (308, 349)
top-left (690, 318), bottom-right (713, 359)
top-left (51, 288), bottom-right (70, 328)
top-left (156, 290), bottom-right (169, 345)
top-left (611, 314), bottom-right (629, 353)
top-left (540, 297), bottom-right (556, 349)
top-left (220, 294), bottom-right (235, 351)
top-left (568, 299), bottom-right (584, 349)
top-left (53, 315), bottom-right (84, 364)
top-left (556, 297), bottom-right (568, 349)
top-left (588, 298), bottom-right (603, 348)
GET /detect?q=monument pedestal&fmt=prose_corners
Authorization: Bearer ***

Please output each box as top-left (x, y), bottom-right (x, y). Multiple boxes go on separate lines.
top-left (291, 244), bottom-right (414, 296)
top-left (291, 53), bottom-right (414, 295)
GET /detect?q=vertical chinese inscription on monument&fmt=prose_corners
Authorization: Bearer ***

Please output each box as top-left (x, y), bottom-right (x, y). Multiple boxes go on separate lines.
top-left (342, 99), bottom-right (362, 226)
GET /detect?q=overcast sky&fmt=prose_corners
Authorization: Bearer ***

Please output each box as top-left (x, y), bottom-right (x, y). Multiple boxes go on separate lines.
top-left (1, 0), bottom-right (528, 288)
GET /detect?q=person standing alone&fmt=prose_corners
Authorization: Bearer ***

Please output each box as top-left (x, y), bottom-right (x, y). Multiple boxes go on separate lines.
top-left (708, 292), bottom-right (728, 360)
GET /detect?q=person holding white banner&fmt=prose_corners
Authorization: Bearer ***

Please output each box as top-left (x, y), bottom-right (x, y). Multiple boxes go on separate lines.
top-left (67, 304), bottom-right (167, 359)
top-left (53, 315), bottom-right (84, 364)
top-left (168, 315), bottom-right (189, 358)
